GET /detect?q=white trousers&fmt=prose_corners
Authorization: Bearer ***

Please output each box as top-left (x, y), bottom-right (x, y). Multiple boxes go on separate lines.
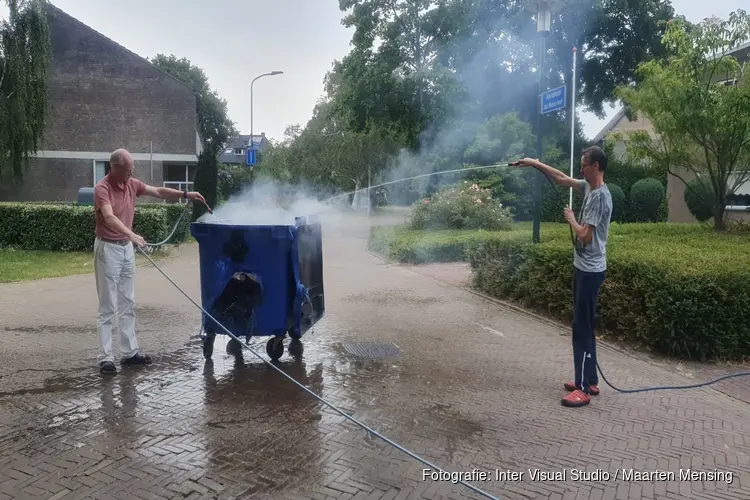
top-left (94, 238), bottom-right (140, 363)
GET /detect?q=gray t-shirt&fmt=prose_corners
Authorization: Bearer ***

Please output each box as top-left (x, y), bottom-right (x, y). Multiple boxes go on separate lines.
top-left (573, 180), bottom-right (612, 273)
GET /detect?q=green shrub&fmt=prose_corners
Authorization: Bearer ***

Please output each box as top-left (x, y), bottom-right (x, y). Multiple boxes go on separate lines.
top-left (368, 226), bottom-right (518, 264)
top-left (158, 203), bottom-right (192, 243)
top-left (466, 224), bottom-right (750, 362)
top-left (193, 151), bottom-right (218, 221)
top-left (218, 163), bottom-right (253, 201)
top-left (540, 178), bottom-right (583, 223)
top-left (0, 202), bottom-right (191, 251)
top-left (684, 176), bottom-right (715, 222)
top-left (409, 182), bottom-right (515, 231)
top-left (608, 183), bottom-right (626, 222)
top-left (630, 178), bottom-right (665, 222)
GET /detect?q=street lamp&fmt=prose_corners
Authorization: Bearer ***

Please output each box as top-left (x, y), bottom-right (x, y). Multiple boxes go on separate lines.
top-left (524, 0), bottom-right (566, 243)
top-left (249, 71), bottom-right (284, 165)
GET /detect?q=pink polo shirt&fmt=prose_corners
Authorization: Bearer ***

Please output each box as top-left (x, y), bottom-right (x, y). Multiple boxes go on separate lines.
top-left (94, 174), bottom-right (147, 241)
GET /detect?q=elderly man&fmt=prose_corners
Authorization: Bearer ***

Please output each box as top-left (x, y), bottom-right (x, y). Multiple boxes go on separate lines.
top-left (94, 148), bottom-right (206, 375)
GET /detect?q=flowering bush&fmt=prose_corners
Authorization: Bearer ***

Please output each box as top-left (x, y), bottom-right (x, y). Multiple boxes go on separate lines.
top-left (408, 182), bottom-right (515, 231)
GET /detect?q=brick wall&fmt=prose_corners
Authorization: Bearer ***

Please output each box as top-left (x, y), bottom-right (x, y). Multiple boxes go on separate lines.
top-left (0, 5), bottom-right (200, 202)
top-left (39, 6), bottom-right (198, 154)
top-left (0, 158), bottom-right (165, 202)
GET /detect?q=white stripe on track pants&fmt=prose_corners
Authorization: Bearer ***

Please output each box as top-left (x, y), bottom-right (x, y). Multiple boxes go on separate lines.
top-left (94, 237), bottom-right (140, 364)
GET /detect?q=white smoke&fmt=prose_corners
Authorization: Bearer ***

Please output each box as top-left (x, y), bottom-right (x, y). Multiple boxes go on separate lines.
top-left (197, 178), bottom-right (354, 231)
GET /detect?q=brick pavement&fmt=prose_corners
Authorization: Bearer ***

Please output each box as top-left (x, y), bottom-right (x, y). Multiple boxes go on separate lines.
top-left (0, 213), bottom-right (749, 499)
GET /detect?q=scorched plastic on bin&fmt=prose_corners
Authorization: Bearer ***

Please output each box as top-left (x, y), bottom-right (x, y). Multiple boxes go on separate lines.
top-left (190, 216), bottom-right (325, 361)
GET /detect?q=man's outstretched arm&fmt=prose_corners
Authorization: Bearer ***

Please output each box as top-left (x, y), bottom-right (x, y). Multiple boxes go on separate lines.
top-left (141, 184), bottom-right (207, 205)
top-left (515, 158), bottom-right (584, 193)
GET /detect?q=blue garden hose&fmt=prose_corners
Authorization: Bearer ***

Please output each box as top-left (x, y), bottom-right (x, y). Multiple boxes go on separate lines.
top-left (530, 162), bottom-right (750, 394)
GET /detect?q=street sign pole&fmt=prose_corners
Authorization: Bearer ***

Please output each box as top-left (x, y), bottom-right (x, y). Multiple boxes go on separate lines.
top-left (534, 31), bottom-right (547, 244)
top-left (569, 47), bottom-right (577, 208)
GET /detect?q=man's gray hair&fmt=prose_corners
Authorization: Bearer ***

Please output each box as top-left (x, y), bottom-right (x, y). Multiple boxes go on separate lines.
top-left (110, 148), bottom-right (129, 166)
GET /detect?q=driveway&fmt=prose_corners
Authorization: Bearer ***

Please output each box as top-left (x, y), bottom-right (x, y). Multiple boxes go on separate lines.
top-left (0, 212), bottom-right (748, 500)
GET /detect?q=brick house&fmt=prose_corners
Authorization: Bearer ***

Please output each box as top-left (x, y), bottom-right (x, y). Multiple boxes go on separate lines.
top-left (218, 133), bottom-right (270, 166)
top-left (0, 3), bottom-right (202, 203)
top-left (593, 40), bottom-right (750, 223)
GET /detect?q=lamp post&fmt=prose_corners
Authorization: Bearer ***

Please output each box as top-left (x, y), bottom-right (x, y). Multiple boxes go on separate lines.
top-left (524, 0), bottom-right (570, 243)
top-left (249, 71), bottom-right (283, 165)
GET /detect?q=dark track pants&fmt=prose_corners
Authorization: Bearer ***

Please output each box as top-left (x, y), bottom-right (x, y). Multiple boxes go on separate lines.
top-left (572, 267), bottom-right (606, 394)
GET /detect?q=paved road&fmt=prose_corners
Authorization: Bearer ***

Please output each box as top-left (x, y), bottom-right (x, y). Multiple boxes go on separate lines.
top-left (1, 212), bottom-right (749, 499)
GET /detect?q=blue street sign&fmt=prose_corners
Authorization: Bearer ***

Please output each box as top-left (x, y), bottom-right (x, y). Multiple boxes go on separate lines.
top-left (246, 146), bottom-right (256, 166)
top-left (541, 85), bottom-right (566, 114)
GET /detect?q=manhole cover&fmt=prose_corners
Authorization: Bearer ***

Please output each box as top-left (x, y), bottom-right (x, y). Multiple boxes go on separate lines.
top-left (340, 341), bottom-right (401, 358)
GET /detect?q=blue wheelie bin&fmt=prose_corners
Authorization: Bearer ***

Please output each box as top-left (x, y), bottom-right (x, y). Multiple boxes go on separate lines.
top-left (190, 216), bottom-right (325, 361)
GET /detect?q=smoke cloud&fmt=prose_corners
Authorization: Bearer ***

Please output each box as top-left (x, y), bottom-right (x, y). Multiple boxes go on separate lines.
top-left (371, 21), bottom-right (543, 206)
top-left (196, 178), bottom-right (360, 236)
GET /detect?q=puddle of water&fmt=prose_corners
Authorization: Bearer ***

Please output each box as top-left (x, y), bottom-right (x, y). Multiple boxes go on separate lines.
top-left (4, 324), bottom-right (97, 335)
top-left (48, 410), bottom-right (91, 429)
top-left (4, 305), bottom-right (182, 337)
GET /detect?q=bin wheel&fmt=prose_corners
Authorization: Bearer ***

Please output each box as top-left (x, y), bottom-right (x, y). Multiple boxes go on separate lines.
top-left (289, 339), bottom-right (303, 357)
top-left (266, 337), bottom-right (284, 361)
top-left (227, 338), bottom-right (243, 355)
top-left (203, 333), bottom-right (216, 359)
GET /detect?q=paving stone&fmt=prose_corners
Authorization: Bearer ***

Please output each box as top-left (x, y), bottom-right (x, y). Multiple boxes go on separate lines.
top-left (0, 214), bottom-right (749, 499)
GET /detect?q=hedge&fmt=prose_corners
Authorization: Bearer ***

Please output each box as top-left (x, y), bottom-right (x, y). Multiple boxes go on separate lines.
top-left (368, 226), bottom-right (517, 264)
top-left (370, 223), bottom-right (750, 361)
top-left (0, 202), bottom-right (192, 251)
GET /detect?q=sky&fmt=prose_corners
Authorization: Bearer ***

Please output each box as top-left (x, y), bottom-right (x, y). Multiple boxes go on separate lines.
top-left (1, 0), bottom-right (747, 144)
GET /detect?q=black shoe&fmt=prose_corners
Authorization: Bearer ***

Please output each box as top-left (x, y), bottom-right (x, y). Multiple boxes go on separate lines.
top-left (100, 361), bottom-right (117, 374)
top-left (121, 353), bottom-right (152, 365)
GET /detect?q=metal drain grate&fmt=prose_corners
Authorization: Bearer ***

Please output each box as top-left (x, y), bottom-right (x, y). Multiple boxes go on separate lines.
top-left (340, 341), bottom-right (401, 358)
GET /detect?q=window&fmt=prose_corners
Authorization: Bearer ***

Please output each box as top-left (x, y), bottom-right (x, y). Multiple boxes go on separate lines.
top-left (162, 163), bottom-right (196, 204)
top-left (233, 148), bottom-right (243, 155)
top-left (224, 148), bottom-right (233, 154)
top-left (93, 160), bottom-right (110, 186)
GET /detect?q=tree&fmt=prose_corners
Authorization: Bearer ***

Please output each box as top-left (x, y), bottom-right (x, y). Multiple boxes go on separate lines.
top-left (149, 54), bottom-right (237, 157)
top-left (0, 0), bottom-right (51, 182)
top-left (276, 0), bottom-right (676, 199)
top-left (192, 151), bottom-right (218, 220)
top-left (149, 54), bottom-right (237, 218)
top-left (617, 11), bottom-right (750, 231)
top-left (535, 0), bottom-right (675, 118)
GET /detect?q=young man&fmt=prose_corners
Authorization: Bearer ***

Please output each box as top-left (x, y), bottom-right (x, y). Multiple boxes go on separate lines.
top-left (517, 146), bottom-right (612, 407)
top-left (94, 148), bottom-right (207, 375)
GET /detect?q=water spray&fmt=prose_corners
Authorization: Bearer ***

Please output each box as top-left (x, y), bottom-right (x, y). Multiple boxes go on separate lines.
top-left (322, 162), bottom-right (519, 205)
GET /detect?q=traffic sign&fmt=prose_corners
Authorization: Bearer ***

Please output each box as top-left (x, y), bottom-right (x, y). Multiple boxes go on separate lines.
top-left (246, 146), bottom-right (256, 166)
top-left (541, 85), bottom-right (566, 114)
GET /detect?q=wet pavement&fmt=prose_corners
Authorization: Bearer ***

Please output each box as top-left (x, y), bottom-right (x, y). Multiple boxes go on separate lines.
top-left (1, 212), bottom-right (750, 499)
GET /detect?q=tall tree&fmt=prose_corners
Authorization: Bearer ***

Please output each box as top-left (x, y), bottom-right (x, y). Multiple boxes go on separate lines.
top-left (333, 0), bottom-right (463, 146)
top-left (150, 54), bottom-right (237, 157)
top-left (535, 0), bottom-right (675, 119)
top-left (149, 54), bottom-right (237, 218)
top-left (0, 0), bottom-right (51, 182)
top-left (617, 11), bottom-right (750, 231)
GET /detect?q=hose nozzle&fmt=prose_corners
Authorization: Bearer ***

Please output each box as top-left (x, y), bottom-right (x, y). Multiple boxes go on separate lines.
top-left (507, 161), bottom-right (521, 166)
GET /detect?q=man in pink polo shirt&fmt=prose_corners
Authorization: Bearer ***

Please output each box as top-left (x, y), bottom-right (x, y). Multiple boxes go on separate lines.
top-left (94, 148), bottom-right (206, 375)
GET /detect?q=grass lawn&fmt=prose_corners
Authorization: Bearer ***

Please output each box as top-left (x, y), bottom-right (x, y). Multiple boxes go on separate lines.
top-left (0, 248), bottom-right (171, 283)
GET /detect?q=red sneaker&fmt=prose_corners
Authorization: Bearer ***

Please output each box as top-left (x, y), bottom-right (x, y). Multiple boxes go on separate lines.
top-left (561, 389), bottom-right (591, 407)
top-left (564, 381), bottom-right (599, 396)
